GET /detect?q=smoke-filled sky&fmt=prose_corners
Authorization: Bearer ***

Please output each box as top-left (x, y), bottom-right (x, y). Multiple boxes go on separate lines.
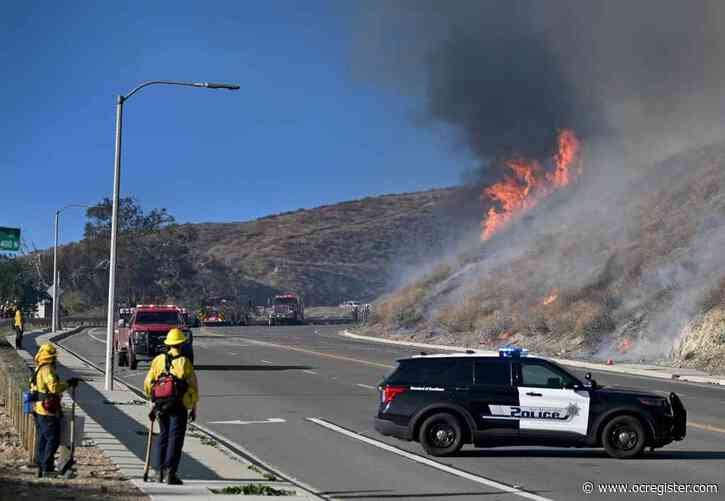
top-left (355, 1), bottom-right (725, 177)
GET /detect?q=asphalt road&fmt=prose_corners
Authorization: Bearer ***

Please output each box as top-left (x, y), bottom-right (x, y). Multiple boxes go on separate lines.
top-left (62, 325), bottom-right (725, 500)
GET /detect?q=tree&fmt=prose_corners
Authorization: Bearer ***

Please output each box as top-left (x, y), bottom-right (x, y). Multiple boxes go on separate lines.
top-left (0, 255), bottom-right (45, 308)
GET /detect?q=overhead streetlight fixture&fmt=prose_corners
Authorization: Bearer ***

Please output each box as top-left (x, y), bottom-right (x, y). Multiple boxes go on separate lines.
top-left (103, 80), bottom-right (239, 391)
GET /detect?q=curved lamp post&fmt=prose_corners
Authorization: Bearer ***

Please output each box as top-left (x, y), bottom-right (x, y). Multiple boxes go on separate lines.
top-left (104, 81), bottom-right (239, 390)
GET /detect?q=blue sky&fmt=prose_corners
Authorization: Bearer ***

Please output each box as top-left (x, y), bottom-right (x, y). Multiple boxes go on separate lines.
top-left (0, 1), bottom-right (468, 250)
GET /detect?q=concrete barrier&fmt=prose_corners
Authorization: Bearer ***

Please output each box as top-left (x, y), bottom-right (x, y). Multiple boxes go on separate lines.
top-left (0, 336), bottom-right (36, 462)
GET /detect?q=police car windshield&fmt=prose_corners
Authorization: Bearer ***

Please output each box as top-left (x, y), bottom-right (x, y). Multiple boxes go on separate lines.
top-left (135, 311), bottom-right (180, 325)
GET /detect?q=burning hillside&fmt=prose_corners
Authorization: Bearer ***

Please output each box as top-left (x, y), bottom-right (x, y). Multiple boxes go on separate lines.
top-left (367, 141), bottom-right (725, 372)
top-left (482, 130), bottom-right (581, 241)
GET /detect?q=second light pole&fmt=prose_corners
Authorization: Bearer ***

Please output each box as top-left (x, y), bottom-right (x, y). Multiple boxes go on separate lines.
top-left (104, 80), bottom-right (239, 390)
top-left (52, 204), bottom-right (89, 333)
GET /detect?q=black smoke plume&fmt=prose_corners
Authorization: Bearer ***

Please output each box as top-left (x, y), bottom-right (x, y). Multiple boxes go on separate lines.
top-left (354, 1), bottom-right (725, 177)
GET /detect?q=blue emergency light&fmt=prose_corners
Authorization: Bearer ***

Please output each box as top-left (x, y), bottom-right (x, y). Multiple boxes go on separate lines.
top-left (498, 345), bottom-right (528, 358)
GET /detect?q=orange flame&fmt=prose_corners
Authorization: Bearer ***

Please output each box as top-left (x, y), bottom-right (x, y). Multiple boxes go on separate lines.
top-left (617, 338), bottom-right (633, 354)
top-left (481, 130), bottom-right (581, 241)
top-left (542, 289), bottom-right (559, 306)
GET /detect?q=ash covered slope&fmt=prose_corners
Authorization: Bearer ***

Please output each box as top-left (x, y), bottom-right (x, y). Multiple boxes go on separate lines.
top-left (184, 187), bottom-right (482, 305)
top-left (368, 142), bottom-right (725, 373)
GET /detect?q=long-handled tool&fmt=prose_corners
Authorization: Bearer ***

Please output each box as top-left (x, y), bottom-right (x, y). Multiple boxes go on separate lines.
top-left (60, 385), bottom-right (78, 478)
top-left (142, 409), bottom-right (156, 482)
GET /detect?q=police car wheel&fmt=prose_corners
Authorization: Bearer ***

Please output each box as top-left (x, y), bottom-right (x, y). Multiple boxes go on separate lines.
top-left (419, 412), bottom-right (464, 457)
top-left (602, 416), bottom-right (646, 459)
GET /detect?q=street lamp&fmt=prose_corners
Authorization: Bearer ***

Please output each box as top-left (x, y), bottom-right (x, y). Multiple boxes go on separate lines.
top-left (52, 204), bottom-right (89, 333)
top-left (104, 80), bottom-right (239, 390)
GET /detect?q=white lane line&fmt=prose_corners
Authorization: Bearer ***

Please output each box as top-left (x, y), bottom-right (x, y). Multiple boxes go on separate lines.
top-left (261, 360), bottom-right (274, 364)
top-left (208, 418), bottom-right (286, 425)
top-left (355, 383), bottom-right (376, 390)
top-left (303, 370), bottom-right (318, 375)
top-left (306, 417), bottom-right (553, 501)
top-left (88, 330), bottom-right (106, 343)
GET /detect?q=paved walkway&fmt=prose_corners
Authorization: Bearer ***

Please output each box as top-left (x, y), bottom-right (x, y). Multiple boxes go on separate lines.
top-left (9, 329), bottom-right (317, 500)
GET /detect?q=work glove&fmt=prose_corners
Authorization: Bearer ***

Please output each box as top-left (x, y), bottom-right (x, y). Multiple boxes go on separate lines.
top-left (189, 409), bottom-right (197, 422)
top-left (66, 377), bottom-right (80, 388)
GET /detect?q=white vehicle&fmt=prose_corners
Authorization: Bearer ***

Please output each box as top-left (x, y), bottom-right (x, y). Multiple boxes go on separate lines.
top-left (339, 300), bottom-right (360, 309)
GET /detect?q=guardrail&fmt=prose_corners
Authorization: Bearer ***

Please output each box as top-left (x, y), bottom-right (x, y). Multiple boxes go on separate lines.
top-left (0, 336), bottom-right (37, 462)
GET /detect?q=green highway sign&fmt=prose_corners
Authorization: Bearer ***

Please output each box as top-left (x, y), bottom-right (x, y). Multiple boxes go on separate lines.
top-left (0, 227), bottom-right (20, 252)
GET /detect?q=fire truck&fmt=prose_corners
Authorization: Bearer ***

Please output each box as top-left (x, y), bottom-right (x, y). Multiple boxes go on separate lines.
top-left (268, 293), bottom-right (305, 326)
top-left (115, 304), bottom-right (194, 370)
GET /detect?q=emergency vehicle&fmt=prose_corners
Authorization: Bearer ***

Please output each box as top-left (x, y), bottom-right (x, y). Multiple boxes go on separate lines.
top-left (115, 304), bottom-right (194, 370)
top-left (374, 347), bottom-right (686, 459)
top-left (268, 293), bottom-right (305, 325)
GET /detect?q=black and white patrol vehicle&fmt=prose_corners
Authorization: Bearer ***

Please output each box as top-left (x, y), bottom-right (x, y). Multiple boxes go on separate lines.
top-left (374, 347), bottom-right (686, 459)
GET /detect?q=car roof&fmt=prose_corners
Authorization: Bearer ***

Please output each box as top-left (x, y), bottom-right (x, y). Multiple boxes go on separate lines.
top-left (399, 352), bottom-right (545, 362)
top-left (135, 306), bottom-right (179, 312)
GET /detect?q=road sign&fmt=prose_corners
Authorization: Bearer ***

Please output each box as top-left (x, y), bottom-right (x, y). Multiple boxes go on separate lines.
top-left (0, 227), bottom-right (20, 251)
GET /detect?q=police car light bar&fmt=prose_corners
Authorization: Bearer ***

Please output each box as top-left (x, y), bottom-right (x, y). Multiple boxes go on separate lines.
top-left (498, 346), bottom-right (529, 358)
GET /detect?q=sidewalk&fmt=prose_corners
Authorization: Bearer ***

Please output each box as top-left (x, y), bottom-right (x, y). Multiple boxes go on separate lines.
top-left (341, 330), bottom-right (725, 386)
top-left (11, 329), bottom-right (318, 501)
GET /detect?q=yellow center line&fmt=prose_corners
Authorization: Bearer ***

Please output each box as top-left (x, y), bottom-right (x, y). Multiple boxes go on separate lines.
top-left (688, 421), bottom-right (725, 434)
top-left (233, 336), bottom-right (395, 370)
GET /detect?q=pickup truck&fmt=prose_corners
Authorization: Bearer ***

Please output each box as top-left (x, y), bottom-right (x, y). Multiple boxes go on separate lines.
top-left (115, 305), bottom-right (194, 370)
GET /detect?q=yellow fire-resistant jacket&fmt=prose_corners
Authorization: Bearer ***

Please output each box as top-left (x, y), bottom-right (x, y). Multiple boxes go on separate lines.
top-left (32, 345), bottom-right (67, 416)
top-left (144, 347), bottom-right (199, 410)
top-left (15, 309), bottom-right (23, 328)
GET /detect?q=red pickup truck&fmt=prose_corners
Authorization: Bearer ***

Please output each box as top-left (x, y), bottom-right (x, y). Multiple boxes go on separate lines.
top-left (115, 305), bottom-right (194, 370)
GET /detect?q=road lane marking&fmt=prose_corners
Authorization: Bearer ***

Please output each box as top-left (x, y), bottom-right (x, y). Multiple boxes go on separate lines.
top-left (303, 370), bottom-right (318, 375)
top-left (88, 330), bottom-right (106, 343)
top-left (261, 360), bottom-right (274, 364)
top-left (237, 338), bottom-right (394, 369)
top-left (306, 417), bottom-right (552, 501)
top-left (689, 421), bottom-right (725, 434)
top-left (355, 384), bottom-right (376, 390)
top-left (209, 418), bottom-right (286, 425)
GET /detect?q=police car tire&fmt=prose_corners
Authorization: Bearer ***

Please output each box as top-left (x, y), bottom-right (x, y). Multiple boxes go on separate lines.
top-left (602, 415), bottom-right (646, 459)
top-left (419, 412), bottom-right (464, 457)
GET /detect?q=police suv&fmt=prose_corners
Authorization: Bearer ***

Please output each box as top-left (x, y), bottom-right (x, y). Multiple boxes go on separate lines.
top-left (375, 348), bottom-right (686, 459)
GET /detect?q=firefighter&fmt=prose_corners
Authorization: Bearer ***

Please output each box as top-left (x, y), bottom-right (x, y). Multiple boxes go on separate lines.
top-left (14, 305), bottom-right (24, 349)
top-left (143, 328), bottom-right (198, 485)
top-left (31, 343), bottom-right (79, 477)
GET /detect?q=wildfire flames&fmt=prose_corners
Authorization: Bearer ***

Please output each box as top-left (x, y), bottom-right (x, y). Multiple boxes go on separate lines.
top-left (617, 338), bottom-right (633, 354)
top-left (542, 289), bottom-right (559, 306)
top-left (481, 130), bottom-right (582, 241)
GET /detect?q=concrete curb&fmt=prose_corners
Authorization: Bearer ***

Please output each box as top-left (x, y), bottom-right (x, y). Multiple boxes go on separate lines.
top-left (340, 330), bottom-right (725, 387)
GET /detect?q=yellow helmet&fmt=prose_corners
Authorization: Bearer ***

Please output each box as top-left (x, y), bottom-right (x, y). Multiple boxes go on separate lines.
top-left (164, 328), bottom-right (187, 346)
top-left (34, 343), bottom-right (57, 365)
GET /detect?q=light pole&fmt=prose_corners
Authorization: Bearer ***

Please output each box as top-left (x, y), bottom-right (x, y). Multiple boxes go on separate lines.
top-left (53, 204), bottom-right (89, 333)
top-left (104, 80), bottom-right (239, 390)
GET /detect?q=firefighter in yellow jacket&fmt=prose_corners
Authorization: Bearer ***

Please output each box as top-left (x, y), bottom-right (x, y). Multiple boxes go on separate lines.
top-left (14, 306), bottom-right (24, 349)
top-left (31, 343), bottom-right (78, 477)
top-left (144, 328), bottom-right (198, 485)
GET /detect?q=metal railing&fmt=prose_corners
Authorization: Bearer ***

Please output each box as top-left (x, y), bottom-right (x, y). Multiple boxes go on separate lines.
top-left (0, 336), bottom-right (37, 462)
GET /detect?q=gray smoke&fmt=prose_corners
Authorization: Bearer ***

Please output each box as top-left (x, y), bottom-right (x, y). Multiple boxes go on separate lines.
top-left (354, 0), bottom-right (725, 175)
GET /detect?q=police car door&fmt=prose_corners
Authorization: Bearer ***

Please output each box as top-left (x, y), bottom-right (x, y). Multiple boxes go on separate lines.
top-left (515, 359), bottom-right (590, 440)
top-left (469, 358), bottom-right (519, 442)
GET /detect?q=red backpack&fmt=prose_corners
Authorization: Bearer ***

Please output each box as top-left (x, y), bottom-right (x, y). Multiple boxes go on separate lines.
top-left (151, 354), bottom-right (188, 413)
